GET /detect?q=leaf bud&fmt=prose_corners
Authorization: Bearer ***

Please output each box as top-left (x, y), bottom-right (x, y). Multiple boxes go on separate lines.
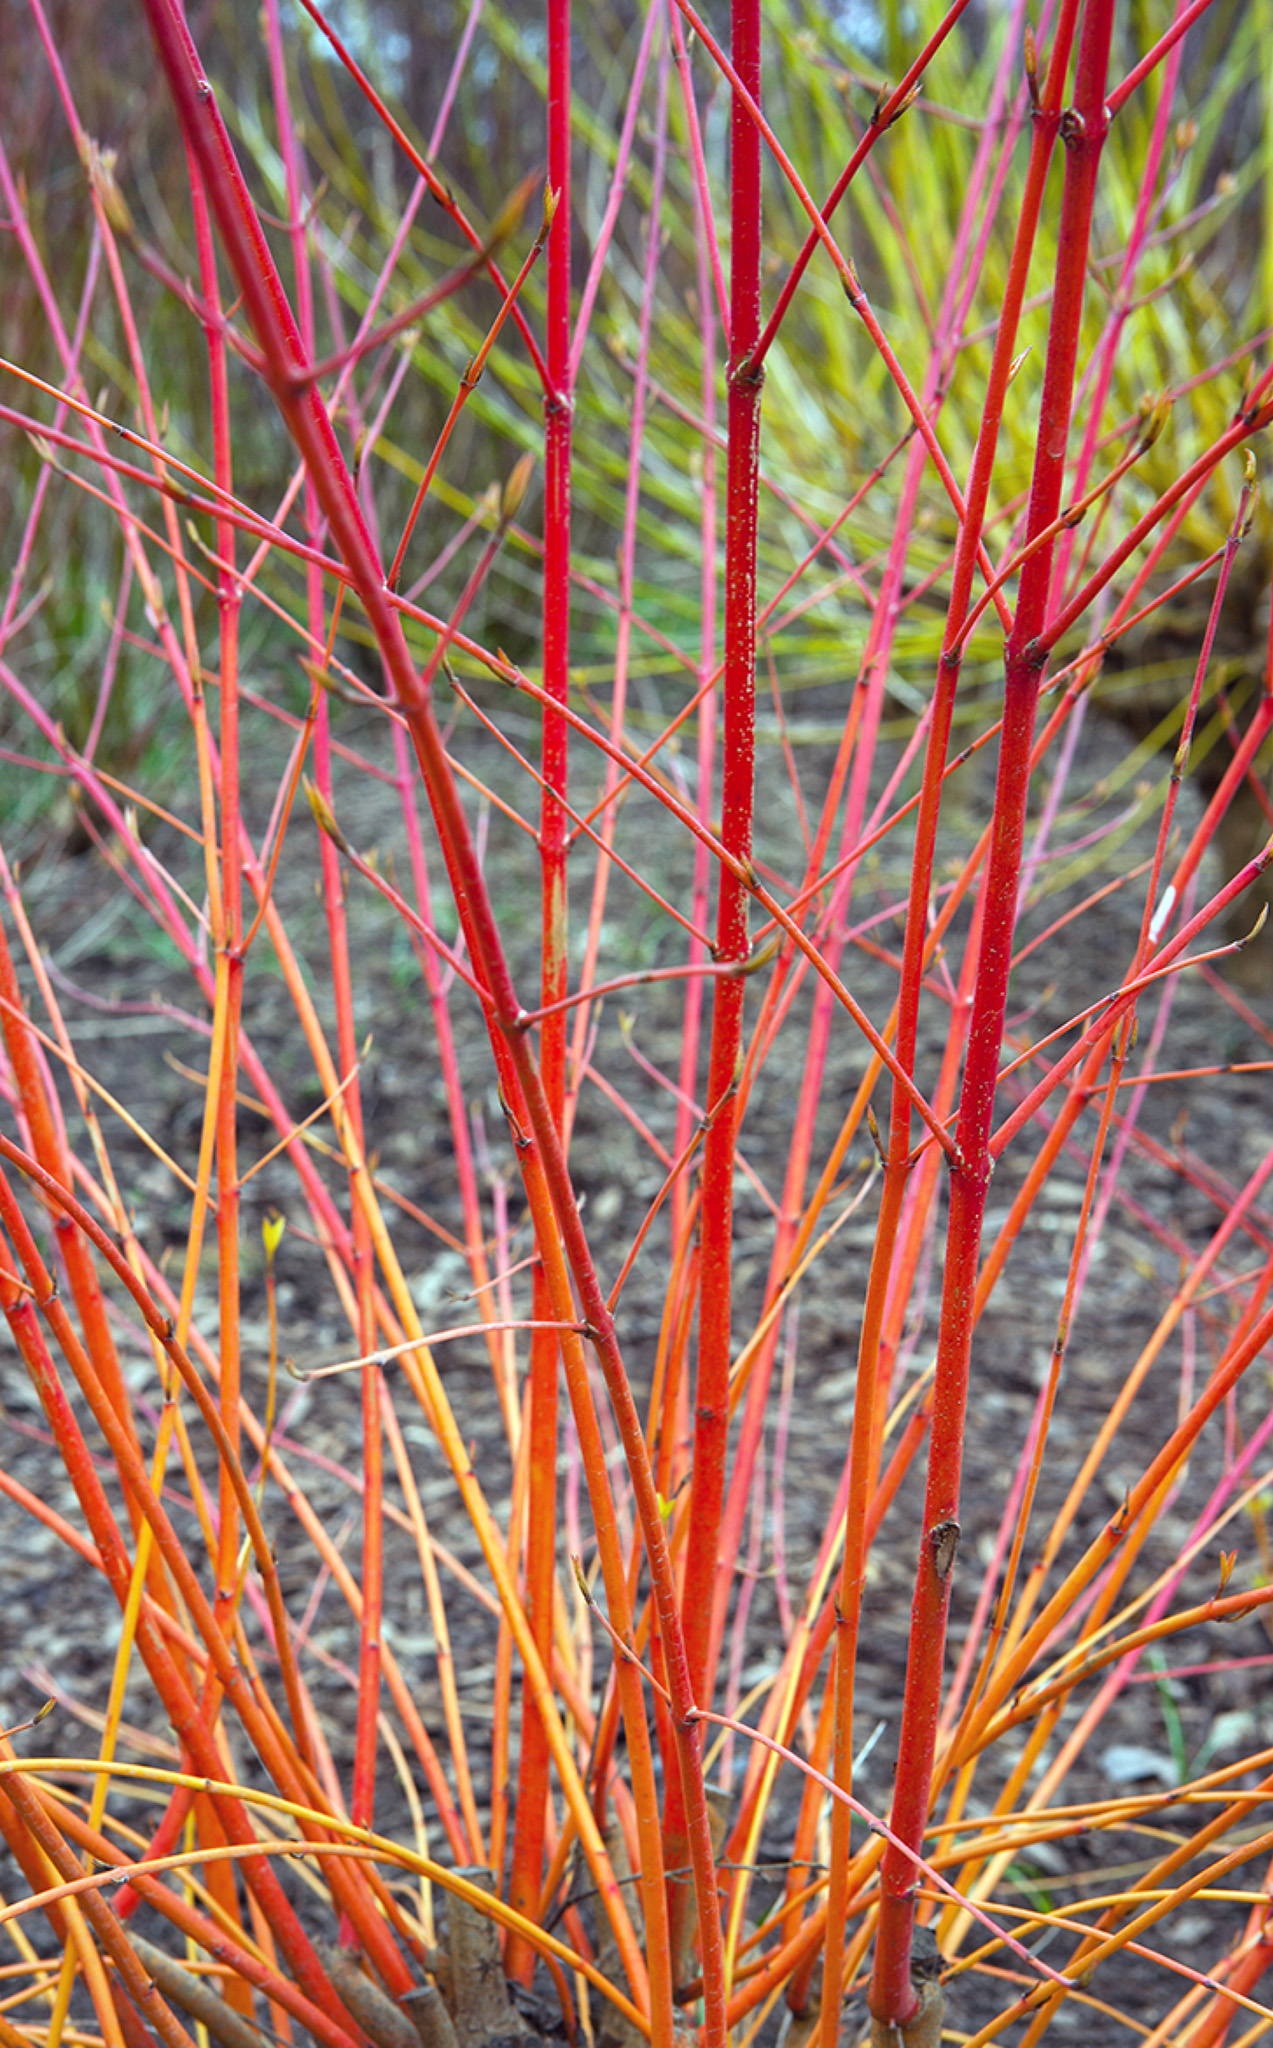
top-left (304, 776), bottom-right (350, 855)
top-left (85, 140), bottom-right (135, 236)
top-left (1023, 22), bottom-right (1040, 108)
top-left (501, 450), bottom-right (535, 524)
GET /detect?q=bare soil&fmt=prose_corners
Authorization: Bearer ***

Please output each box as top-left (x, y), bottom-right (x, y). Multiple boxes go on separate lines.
top-left (2, 684), bottom-right (1272, 2044)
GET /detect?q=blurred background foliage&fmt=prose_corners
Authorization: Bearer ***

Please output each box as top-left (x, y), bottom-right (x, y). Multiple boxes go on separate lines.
top-left (2, 0), bottom-right (1269, 840)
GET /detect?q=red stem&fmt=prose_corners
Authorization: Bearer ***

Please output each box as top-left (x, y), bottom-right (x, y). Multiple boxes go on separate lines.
top-left (870, 0), bottom-right (1118, 2023)
top-left (816, 3), bottom-right (1082, 2027)
top-left (663, 0), bottom-right (760, 1983)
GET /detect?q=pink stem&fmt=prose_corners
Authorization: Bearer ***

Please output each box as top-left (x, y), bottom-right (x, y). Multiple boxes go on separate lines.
top-left (507, 0), bottom-right (573, 1976)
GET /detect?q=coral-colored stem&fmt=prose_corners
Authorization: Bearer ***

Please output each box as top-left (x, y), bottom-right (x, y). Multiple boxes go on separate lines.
top-left (0, 1203), bottom-right (364, 2037)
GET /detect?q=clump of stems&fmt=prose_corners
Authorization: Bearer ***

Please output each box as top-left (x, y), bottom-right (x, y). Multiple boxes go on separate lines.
top-left (2, 2), bottom-right (1273, 2046)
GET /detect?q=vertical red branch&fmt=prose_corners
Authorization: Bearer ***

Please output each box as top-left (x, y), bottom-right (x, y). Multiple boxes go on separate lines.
top-left (663, 0), bottom-right (761, 1974)
top-left (507, 0), bottom-right (572, 1977)
top-left (870, 0), bottom-right (1118, 2026)
top-left (818, 8), bottom-right (1083, 2037)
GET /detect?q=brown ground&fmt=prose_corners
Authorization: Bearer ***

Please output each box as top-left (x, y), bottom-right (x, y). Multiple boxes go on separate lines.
top-left (2, 680), bottom-right (1272, 2045)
